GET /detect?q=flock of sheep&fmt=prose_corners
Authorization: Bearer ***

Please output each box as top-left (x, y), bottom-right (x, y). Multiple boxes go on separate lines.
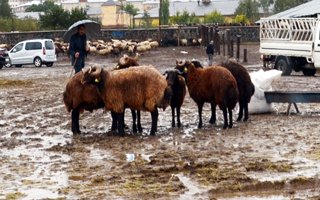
top-left (54, 38), bottom-right (160, 57)
top-left (63, 54), bottom-right (255, 136)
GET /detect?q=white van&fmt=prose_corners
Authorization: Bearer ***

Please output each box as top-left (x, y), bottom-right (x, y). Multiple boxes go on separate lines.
top-left (8, 39), bottom-right (57, 68)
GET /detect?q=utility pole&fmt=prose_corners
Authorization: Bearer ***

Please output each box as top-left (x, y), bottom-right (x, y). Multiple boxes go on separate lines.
top-left (159, 0), bottom-right (162, 26)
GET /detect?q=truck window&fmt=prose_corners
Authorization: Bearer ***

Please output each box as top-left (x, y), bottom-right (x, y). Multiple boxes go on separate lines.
top-left (25, 42), bottom-right (42, 50)
top-left (45, 41), bottom-right (54, 50)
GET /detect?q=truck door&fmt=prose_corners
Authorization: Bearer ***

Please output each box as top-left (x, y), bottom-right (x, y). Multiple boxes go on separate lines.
top-left (313, 21), bottom-right (320, 68)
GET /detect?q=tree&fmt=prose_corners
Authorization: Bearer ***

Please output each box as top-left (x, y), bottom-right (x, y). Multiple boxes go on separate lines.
top-left (68, 7), bottom-right (88, 27)
top-left (204, 10), bottom-right (224, 24)
top-left (235, 0), bottom-right (260, 22)
top-left (259, 0), bottom-right (273, 16)
top-left (273, 0), bottom-right (309, 13)
top-left (160, 0), bottom-right (169, 25)
top-left (26, 1), bottom-right (57, 12)
top-left (170, 10), bottom-right (199, 25)
top-left (0, 0), bottom-right (13, 18)
top-left (39, 5), bottom-right (70, 29)
top-left (141, 11), bottom-right (152, 28)
top-left (123, 3), bottom-right (139, 28)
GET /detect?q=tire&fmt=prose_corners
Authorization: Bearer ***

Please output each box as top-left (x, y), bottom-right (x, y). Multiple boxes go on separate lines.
top-left (46, 62), bottom-right (53, 67)
top-left (275, 57), bottom-right (292, 76)
top-left (302, 68), bottom-right (316, 76)
top-left (15, 64), bottom-right (22, 68)
top-left (5, 63), bottom-right (11, 68)
top-left (34, 57), bottom-right (42, 67)
top-left (0, 64), bottom-right (3, 69)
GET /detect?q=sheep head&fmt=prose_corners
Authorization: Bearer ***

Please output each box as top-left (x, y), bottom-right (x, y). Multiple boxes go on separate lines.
top-left (81, 65), bottom-right (103, 85)
top-left (191, 59), bottom-right (203, 68)
top-left (163, 69), bottom-right (183, 86)
top-left (175, 59), bottom-right (194, 74)
top-left (115, 54), bottom-right (139, 70)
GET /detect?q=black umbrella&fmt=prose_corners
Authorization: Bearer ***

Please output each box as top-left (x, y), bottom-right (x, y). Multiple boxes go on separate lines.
top-left (63, 19), bottom-right (101, 43)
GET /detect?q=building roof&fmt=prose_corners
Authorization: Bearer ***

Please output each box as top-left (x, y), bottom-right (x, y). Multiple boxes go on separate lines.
top-left (102, 0), bottom-right (121, 6)
top-left (135, 0), bottom-right (240, 18)
top-left (87, 6), bottom-right (102, 15)
top-left (263, 0), bottom-right (320, 19)
top-left (15, 12), bottom-right (43, 20)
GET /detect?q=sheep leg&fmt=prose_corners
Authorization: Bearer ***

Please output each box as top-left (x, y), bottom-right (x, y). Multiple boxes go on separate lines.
top-left (177, 106), bottom-right (182, 128)
top-left (222, 106), bottom-right (228, 129)
top-left (243, 103), bottom-right (249, 121)
top-left (228, 107), bottom-right (233, 128)
top-left (197, 102), bottom-right (204, 128)
top-left (131, 109), bottom-right (138, 133)
top-left (150, 109), bottom-right (158, 136)
top-left (111, 112), bottom-right (118, 131)
top-left (117, 112), bottom-right (125, 136)
top-left (137, 111), bottom-right (143, 133)
top-left (71, 109), bottom-right (81, 134)
top-left (171, 106), bottom-right (176, 127)
top-left (237, 101), bottom-right (244, 121)
top-left (209, 103), bottom-right (216, 124)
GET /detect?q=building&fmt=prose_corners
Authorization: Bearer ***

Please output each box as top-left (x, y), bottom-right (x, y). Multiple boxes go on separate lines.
top-left (101, 0), bottom-right (130, 27)
top-left (134, 0), bottom-right (240, 26)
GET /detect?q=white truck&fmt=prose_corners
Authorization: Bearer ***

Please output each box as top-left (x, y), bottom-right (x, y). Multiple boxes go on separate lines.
top-left (260, 18), bottom-right (320, 76)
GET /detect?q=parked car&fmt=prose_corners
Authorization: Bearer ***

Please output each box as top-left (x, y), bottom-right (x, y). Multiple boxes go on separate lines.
top-left (7, 39), bottom-right (57, 68)
top-left (0, 48), bottom-right (9, 69)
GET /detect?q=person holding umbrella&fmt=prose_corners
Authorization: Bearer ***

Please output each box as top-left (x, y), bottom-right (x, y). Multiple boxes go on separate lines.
top-left (69, 24), bottom-right (90, 73)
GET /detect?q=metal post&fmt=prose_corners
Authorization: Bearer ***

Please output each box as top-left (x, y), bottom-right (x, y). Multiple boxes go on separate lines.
top-left (243, 49), bottom-right (247, 63)
top-left (236, 35), bottom-right (241, 61)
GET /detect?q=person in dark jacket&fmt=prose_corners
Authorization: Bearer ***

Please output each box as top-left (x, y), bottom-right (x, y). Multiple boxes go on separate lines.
top-left (206, 40), bottom-right (214, 66)
top-left (69, 24), bottom-right (89, 73)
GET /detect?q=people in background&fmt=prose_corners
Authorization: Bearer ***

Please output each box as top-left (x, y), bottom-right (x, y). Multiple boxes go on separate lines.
top-left (206, 40), bottom-right (214, 66)
top-left (69, 24), bottom-right (90, 73)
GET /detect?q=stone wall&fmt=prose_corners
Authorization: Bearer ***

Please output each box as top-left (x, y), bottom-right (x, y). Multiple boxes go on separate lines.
top-left (0, 26), bottom-right (260, 46)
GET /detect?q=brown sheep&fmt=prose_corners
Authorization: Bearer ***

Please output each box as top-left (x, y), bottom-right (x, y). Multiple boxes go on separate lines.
top-left (63, 70), bottom-right (105, 134)
top-left (163, 69), bottom-right (186, 127)
top-left (175, 60), bottom-right (238, 129)
top-left (114, 54), bottom-right (142, 133)
top-left (191, 59), bottom-right (255, 121)
top-left (82, 66), bottom-right (172, 136)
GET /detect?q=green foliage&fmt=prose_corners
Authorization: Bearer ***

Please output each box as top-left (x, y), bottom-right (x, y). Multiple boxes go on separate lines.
top-left (0, 0), bottom-right (13, 18)
top-left (273, 0), bottom-right (309, 13)
top-left (26, 1), bottom-right (56, 12)
top-left (259, 0), bottom-right (273, 15)
top-left (160, 0), bottom-right (170, 25)
top-left (203, 10), bottom-right (224, 24)
top-left (170, 10), bottom-right (200, 25)
top-left (141, 11), bottom-right (152, 28)
top-left (123, 3), bottom-right (139, 28)
top-left (0, 18), bottom-right (39, 32)
top-left (39, 5), bottom-right (88, 30)
top-left (68, 7), bottom-right (88, 26)
top-left (235, 0), bottom-right (260, 22)
top-left (234, 14), bottom-right (250, 25)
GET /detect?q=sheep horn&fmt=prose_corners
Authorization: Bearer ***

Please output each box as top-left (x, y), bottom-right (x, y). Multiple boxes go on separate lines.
top-left (163, 70), bottom-right (168, 76)
top-left (88, 66), bottom-right (93, 74)
top-left (91, 66), bottom-right (102, 76)
top-left (177, 60), bottom-right (186, 67)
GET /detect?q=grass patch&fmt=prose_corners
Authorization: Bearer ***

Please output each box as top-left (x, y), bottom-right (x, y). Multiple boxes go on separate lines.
top-left (0, 79), bottom-right (33, 88)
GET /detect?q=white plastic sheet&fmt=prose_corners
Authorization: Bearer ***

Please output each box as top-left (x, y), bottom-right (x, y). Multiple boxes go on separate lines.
top-left (248, 69), bottom-right (282, 114)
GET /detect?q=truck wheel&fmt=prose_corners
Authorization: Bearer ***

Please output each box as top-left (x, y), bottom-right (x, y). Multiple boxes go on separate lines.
top-left (15, 64), bottom-right (22, 68)
top-left (275, 58), bottom-right (292, 76)
top-left (302, 68), bottom-right (316, 76)
top-left (0, 64), bottom-right (3, 69)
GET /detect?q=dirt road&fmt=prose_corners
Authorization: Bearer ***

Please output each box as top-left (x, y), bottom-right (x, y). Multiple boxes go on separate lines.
top-left (1, 45), bottom-right (320, 199)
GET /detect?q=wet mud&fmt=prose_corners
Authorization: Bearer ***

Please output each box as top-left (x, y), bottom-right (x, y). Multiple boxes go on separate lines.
top-left (1, 45), bottom-right (320, 199)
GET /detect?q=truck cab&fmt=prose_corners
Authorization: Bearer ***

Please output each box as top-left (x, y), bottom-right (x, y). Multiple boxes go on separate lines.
top-left (260, 18), bottom-right (320, 76)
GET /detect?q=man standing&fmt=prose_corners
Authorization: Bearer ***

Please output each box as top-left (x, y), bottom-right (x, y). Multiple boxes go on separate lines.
top-left (69, 24), bottom-right (89, 73)
top-left (206, 40), bottom-right (214, 66)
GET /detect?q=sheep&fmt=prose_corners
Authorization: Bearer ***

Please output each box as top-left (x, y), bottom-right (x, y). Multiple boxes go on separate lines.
top-left (81, 66), bottom-right (172, 136)
top-left (175, 60), bottom-right (238, 129)
top-left (163, 69), bottom-right (186, 128)
top-left (63, 70), bottom-right (105, 134)
top-left (180, 39), bottom-right (188, 46)
top-left (191, 59), bottom-right (255, 122)
top-left (219, 60), bottom-right (255, 121)
top-left (114, 54), bottom-right (142, 133)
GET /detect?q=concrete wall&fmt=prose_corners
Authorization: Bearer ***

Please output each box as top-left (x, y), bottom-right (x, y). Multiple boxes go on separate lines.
top-left (0, 26), bottom-right (260, 46)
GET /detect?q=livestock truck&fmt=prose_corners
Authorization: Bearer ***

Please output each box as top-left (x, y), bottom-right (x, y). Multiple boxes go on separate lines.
top-left (260, 18), bottom-right (320, 76)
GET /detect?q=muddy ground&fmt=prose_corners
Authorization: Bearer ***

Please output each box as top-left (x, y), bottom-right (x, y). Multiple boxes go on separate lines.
top-left (1, 44), bottom-right (320, 200)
